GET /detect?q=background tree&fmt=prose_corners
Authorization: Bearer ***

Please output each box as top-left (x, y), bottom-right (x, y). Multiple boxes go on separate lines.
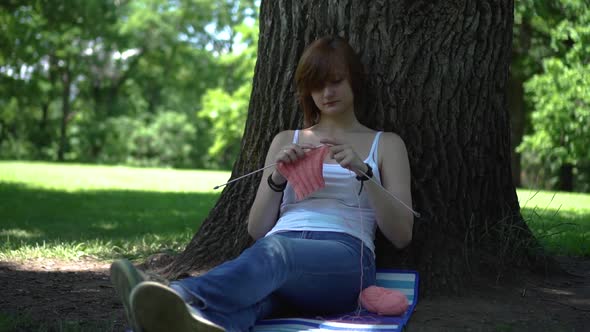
top-left (0, 0), bottom-right (258, 168)
top-left (518, 3), bottom-right (590, 192)
top-left (167, 0), bottom-right (540, 294)
top-left (3, 0), bottom-right (586, 191)
top-left (509, 0), bottom-right (590, 191)
top-left (509, 0), bottom-right (556, 187)
top-left (198, 22), bottom-right (258, 169)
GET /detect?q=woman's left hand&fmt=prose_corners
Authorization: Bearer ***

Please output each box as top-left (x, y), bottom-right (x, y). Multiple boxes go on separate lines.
top-left (320, 138), bottom-right (367, 176)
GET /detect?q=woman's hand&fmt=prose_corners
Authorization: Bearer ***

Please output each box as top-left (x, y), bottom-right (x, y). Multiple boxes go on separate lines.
top-left (273, 143), bottom-right (316, 181)
top-left (274, 143), bottom-right (316, 164)
top-left (320, 138), bottom-right (367, 176)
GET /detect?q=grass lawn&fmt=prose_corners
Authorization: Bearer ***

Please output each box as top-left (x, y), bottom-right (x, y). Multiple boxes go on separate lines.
top-left (0, 161), bottom-right (229, 262)
top-left (518, 189), bottom-right (590, 256)
top-left (0, 161), bottom-right (588, 261)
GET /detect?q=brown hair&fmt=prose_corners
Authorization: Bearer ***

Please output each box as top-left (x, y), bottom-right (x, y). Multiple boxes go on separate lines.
top-left (295, 36), bottom-right (365, 127)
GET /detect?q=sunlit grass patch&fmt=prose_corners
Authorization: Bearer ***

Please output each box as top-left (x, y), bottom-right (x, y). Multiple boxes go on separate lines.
top-left (0, 161), bottom-right (230, 193)
top-left (0, 232), bottom-right (194, 262)
top-left (518, 189), bottom-right (590, 256)
top-left (0, 228), bottom-right (44, 239)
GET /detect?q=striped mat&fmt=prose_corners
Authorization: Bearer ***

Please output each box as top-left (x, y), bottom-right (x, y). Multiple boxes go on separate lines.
top-left (253, 269), bottom-right (419, 332)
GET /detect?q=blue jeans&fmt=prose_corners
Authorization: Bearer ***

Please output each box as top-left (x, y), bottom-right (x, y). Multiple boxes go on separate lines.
top-left (170, 231), bottom-right (376, 332)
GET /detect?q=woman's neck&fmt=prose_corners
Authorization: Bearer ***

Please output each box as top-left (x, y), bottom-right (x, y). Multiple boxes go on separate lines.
top-left (311, 116), bottom-right (365, 135)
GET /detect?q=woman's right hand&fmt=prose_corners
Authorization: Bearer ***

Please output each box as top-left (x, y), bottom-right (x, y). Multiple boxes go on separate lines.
top-left (273, 143), bottom-right (315, 181)
top-left (275, 143), bottom-right (316, 164)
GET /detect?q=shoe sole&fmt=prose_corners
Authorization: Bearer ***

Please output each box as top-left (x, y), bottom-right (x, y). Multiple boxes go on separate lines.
top-left (110, 259), bottom-right (145, 332)
top-left (131, 282), bottom-right (224, 332)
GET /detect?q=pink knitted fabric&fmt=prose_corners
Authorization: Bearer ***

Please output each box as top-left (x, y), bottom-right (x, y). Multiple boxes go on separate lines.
top-left (277, 146), bottom-right (330, 200)
top-left (360, 286), bottom-right (409, 316)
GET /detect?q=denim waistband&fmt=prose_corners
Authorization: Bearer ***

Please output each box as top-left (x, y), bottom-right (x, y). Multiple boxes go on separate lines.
top-left (272, 230), bottom-right (373, 257)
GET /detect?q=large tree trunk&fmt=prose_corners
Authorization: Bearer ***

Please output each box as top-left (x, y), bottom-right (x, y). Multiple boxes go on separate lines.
top-left (167, 0), bottom-right (540, 294)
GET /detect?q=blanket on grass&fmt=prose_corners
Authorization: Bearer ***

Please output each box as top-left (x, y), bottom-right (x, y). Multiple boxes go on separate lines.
top-left (253, 269), bottom-right (419, 332)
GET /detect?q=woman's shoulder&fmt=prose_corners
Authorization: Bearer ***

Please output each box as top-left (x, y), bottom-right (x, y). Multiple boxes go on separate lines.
top-left (378, 131), bottom-right (407, 152)
top-left (272, 130), bottom-right (296, 145)
top-left (350, 125), bottom-right (378, 137)
top-left (379, 131), bottom-right (402, 140)
top-left (275, 129), bottom-right (296, 137)
top-left (364, 128), bottom-right (401, 141)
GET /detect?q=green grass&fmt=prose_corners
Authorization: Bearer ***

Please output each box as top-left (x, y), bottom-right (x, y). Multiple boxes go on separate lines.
top-left (0, 161), bottom-right (588, 261)
top-left (518, 189), bottom-right (590, 256)
top-left (0, 161), bottom-right (230, 262)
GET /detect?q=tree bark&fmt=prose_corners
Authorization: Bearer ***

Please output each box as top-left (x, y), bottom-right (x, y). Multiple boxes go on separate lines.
top-left (37, 54), bottom-right (58, 154)
top-left (167, 0), bottom-right (540, 294)
top-left (34, 101), bottom-right (52, 155)
top-left (57, 67), bottom-right (71, 162)
top-left (507, 74), bottom-right (524, 187)
top-left (559, 163), bottom-right (574, 192)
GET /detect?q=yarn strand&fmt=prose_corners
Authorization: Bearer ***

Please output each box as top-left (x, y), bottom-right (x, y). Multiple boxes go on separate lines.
top-left (353, 171), bottom-right (365, 316)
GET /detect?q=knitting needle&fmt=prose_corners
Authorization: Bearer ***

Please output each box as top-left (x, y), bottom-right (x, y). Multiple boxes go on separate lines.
top-left (212, 145), bottom-right (325, 190)
top-left (355, 168), bottom-right (421, 218)
top-left (213, 163), bottom-right (277, 190)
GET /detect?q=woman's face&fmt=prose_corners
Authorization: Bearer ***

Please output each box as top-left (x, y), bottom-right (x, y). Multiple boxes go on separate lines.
top-left (310, 75), bottom-right (354, 117)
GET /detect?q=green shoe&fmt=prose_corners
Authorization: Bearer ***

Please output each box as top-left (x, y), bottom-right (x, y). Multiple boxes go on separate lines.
top-left (130, 281), bottom-right (225, 332)
top-left (110, 259), bottom-right (146, 332)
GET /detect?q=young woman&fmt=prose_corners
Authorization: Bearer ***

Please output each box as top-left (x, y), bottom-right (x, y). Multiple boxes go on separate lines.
top-left (111, 35), bottom-right (413, 332)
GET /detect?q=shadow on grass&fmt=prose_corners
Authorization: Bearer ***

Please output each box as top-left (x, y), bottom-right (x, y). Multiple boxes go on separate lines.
top-left (0, 182), bottom-right (221, 260)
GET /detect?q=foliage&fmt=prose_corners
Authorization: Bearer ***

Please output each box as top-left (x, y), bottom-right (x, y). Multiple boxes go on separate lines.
top-left (130, 111), bottom-right (199, 168)
top-left (512, 0), bottom-right (558, 79)
top-left (66, 111), bottom-right (208, 168)
top-left (1, 0), bottom-right (587, 185)
top-left (518, 5), bottom-right (590, 192)
top-left (198, 22), bottom-right (258, 169)
top-left (0, 0), bottom-right (258, 169)
top-left (199, 87), bottom-right (248, 169)
top-left (510, 0), bottom-right (590, 192)
top-left (0, 136), bottom-right (35, 160)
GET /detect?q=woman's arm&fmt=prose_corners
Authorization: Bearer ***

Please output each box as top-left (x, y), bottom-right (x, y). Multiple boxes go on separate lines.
top-left (320, 133), bottom-right (414, 248)
top-left (365, 133), bottom-right (413, 248)
top-left (246, 131), bottom-right (292, 240)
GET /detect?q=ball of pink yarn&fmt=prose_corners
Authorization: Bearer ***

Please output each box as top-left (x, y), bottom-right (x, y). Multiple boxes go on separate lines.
top-left (360, 286), bottom-right (409, 315)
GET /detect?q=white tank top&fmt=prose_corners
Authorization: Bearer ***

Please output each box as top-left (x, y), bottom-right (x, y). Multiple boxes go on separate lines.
top-left (266, 130), bottom-right (383, 254)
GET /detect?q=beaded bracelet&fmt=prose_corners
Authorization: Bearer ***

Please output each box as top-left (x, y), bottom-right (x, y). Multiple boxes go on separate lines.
top-left (267, 173), bottom-right (287, 192)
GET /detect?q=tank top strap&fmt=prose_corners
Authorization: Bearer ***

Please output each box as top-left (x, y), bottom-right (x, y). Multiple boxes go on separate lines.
top-left (368, 131), bottom-right (383, 163)
top-left (292, 129), bottom-right (300, 144)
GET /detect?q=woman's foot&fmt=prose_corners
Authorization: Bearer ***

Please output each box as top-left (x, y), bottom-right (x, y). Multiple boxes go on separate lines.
top-left (131, 281), bottom-right (225, 332)
top-left (110, 259), bottom-right (146, 332)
